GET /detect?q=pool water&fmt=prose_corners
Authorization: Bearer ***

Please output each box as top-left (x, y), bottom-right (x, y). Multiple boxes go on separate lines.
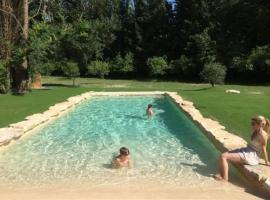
top-left (0, 96), bottom-right (220, 187)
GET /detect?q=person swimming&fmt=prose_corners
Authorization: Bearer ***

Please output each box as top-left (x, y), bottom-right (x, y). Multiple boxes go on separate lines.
top-left (146, 104), bottom-right (154, 117)
top-left (112, 147), bottom-right (132, 169)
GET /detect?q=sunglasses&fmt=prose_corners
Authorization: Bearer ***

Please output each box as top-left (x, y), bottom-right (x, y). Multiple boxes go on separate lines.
top-left (251, 121), bottom-right (257, 126)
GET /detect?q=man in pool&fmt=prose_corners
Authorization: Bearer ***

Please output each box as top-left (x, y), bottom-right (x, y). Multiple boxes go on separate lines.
top-left (146, 104), bottom-right (154, 117)
top-left (112, 147), bottom-right (132, 169)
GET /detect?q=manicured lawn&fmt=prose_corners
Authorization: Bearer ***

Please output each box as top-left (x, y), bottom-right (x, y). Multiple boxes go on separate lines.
top-left (1, 76), bottom-right (270, 152)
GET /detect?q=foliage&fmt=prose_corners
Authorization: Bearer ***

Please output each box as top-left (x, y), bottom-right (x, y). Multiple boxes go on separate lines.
top-left (170, 55), bottom-right (195, 79)
top-left (0, 60), bottom-right (10, 94)
top-left (61, 19), bottom-right (118, 69)
top-left (1, 0), bottom-right (270, 87)
top-left (184, 28), bottom-right (217, 78)
top-left (147, 56), bottom-right (169, 77)
top-left (88, 61), bottom-right (110, 78)
top-left (246, 45), bottom-right (270, 75)
top-left (28, 23), bottom-right (55, 78)
top-left (111, 52), bottom-right (134, 74)
top-left (62, 62), bottom-right (80, 86)
top-left (200, 61), bottom-right (226, 87)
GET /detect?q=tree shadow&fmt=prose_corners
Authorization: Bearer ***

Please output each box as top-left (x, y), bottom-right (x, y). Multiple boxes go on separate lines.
top-left (42, 83), bottom-right (77, 88)
top-left (80, 82), bottom-right (99, 85)
top-left (179, 87), bottom-right (212, 92)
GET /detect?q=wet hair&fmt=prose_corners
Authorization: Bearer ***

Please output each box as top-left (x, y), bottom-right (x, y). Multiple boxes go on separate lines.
top-left (147, 104), bottom-right (153, 109)
top-left (120, 147), bottom-right (130, 156)
top-left (252, 116), bottom-right (270, 136)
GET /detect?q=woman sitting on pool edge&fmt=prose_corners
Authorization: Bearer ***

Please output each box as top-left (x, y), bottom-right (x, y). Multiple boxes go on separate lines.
top-left (146, 104), bottom-right (154, 117)
top-left (215, 116), bottom-right (270, 181)
top-left (112, 147), bottom-right (132, 169)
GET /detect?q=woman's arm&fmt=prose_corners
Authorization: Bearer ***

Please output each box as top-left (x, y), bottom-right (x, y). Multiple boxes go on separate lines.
top-left (260, 132), bottom-right (269, 166)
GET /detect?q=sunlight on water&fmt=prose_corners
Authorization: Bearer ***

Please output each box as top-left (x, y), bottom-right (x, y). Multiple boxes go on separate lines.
top-left (0, 96), bottom-right (219, 187)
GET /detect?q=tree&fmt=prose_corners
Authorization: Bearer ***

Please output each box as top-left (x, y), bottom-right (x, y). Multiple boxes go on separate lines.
top-left (60, 19), bottom-right (118, 75)
top-left (111, 52), bottom-right (134, 74)
top-left (0, 60), bottom-right (9, 93)
top-left (170, 55), bottom-right (195, 79)
top-left (246, 45), bottom-right (270, 76)
top-left (14, 0), bottom-right (29, 92)
top-left (200, 61), bottom-right (226, 87)
top-left (88, 61), bottom-right (110, 78)
top-left (28, 22), bottom-right (54, 88)
top-left (147, 56), bottom-right (168, 77)
top-left (63, 61), bottom-right (80, 86)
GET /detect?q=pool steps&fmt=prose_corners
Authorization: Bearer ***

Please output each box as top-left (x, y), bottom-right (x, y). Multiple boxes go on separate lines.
top-left (0, 91), bottom-right (269, 195)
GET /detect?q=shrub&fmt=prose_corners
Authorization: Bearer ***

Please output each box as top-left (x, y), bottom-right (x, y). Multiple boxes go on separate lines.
top-left (62, 61), bottom-right (80, 86)
top-left (200, 61), bottom-right (227, 87)
top-left (246, 45), bottom-right (270, 75)
top-left (88, 61), bottom-right (110, 78)
top-left (170, 55), bottom-right (195, 78)
top-left (41, 62), bottom-right (57, 76)
top-left (147, 56), bottom-right (168, 77)
top-left (111, 52), bottom-right (134, 73)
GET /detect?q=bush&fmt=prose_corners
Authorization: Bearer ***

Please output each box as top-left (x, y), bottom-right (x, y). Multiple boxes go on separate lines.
top-left (246, 45), bottom-right (270, 75)
top-left (0, 60), bottom-right (10, 94)
top-left (41, 62), bottom-right (58, 76)
top-left (170, 55), bottom-right (195, 78)
top-left (200, 61), bottom-right (227, 87)
top-left (62, 61), bottom-right (80, 86)
top-left (147, 56), bottom-right (168, 77)
top-left (111, 52), bottom-right (134, 73)
top-left (88, 61), bottom-right (110, 78)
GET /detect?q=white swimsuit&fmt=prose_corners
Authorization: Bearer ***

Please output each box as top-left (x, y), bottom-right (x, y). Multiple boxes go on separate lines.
top-left (232, 134), bottom-right (261, 165)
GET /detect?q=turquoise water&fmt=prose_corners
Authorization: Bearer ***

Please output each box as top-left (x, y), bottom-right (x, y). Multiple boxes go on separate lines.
top-left (0, 96), bottom-right (220, 187)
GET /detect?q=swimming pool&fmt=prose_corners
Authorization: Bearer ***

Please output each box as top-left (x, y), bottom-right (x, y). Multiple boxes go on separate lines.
top-left (0, 95), bottom-right (220, 187)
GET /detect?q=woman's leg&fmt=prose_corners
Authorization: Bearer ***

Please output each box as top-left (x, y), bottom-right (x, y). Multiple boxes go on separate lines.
top-left (219, 152), bottom-right (244, 181)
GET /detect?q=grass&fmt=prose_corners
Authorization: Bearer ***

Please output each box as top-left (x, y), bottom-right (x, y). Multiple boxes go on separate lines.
top-left (1, 76), bottom-right (270, 152)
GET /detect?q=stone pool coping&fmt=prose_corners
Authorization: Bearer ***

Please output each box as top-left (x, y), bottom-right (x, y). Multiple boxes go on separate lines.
top-left (0, 91), bottom-right (269, 195)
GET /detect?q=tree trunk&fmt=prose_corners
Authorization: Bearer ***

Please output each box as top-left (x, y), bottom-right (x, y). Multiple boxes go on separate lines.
top-left (0, 0), bottom-right (13, 93)
top-left (19, 0), bottom-right (29, 92)
top-left (12, 0), bottom-right (29, 93)
top-left (73, 77), bottom-right (76, 87)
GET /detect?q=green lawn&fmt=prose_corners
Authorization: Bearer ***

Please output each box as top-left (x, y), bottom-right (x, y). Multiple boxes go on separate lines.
top-left (1, 76), bottom-right (270, 151)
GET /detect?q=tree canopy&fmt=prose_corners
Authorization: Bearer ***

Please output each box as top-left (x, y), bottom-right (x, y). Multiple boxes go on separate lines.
top-left (0, 0), bottom-right (269, 92)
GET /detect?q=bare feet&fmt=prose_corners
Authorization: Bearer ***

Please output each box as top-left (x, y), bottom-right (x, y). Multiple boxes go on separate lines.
top-left (213, 174), bottom-right (227, 182)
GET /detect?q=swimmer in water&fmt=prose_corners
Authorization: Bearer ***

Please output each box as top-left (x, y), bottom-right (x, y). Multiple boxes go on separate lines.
top-left (146, 104), bottom-right (154, 117)
top-left (112, 147), bottom-right (132, 169)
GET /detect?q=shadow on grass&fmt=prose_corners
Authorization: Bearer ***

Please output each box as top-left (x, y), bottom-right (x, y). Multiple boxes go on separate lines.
top-left (179, 87), bottom-right (212, 92)
top-left (11, 89), bottom-right (32, 96)
top-left (42, 83), bottom-right (78, 88)
top-left (80, 82), bottom-right (101, 85)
